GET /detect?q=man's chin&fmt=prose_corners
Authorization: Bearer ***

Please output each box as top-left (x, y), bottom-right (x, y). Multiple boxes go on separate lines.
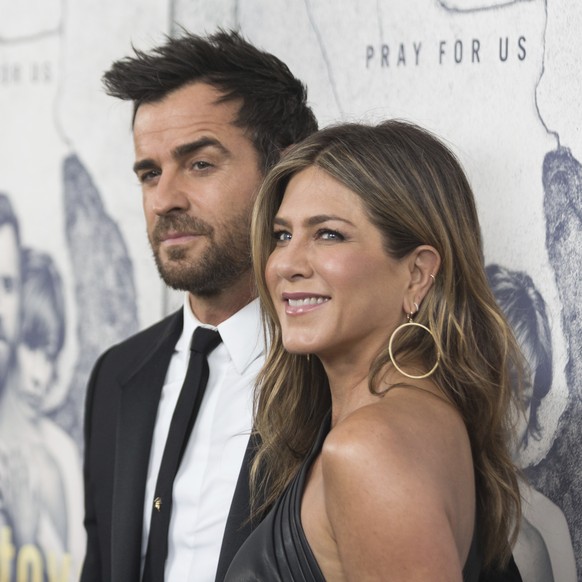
top-left (153, 241), bottom-right (252, 298)
top-left (158, 269), bottom-right (194, 292)
top-left (154, 253), bottom-right (192, 286)
top-left (155, 263), bottom-right (211, 295)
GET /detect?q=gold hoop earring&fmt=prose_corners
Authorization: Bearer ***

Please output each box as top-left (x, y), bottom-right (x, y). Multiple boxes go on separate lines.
top-left (388, 313), bottom-right (440, 380)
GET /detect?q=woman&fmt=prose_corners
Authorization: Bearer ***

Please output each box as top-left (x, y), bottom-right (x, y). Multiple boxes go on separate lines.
top-left (226, 121), bottom-right (522, 580)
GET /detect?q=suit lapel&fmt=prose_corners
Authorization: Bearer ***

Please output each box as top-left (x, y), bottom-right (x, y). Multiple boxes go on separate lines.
top-left (214, 433), bottom-right (262, 582)
top-left (110, 311), bottom-right (183, 582)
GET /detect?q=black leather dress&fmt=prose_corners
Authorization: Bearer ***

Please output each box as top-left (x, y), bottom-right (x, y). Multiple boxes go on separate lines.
top-left (224, 414), bottom-right (483, 582)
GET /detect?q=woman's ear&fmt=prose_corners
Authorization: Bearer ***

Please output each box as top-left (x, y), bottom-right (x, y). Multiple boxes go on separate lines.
top-left (404, 245), bottom-right (441, 314)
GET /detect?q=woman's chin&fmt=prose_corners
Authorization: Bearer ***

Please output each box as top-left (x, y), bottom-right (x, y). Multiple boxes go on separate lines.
top-left (281, 338), bottom-right (317, 355)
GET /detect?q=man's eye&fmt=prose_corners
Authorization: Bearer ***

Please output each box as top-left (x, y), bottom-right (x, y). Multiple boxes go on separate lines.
top-left (138, 170), bottom-right (160, 184)
top-left (192, 161), bottom-right (213, 170)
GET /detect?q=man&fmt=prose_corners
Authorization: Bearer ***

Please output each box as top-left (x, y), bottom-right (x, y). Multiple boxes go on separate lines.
top-left (81, 30), bottom-right (317, 582)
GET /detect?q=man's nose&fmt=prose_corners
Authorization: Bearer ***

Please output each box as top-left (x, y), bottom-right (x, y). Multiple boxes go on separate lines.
top-left (150, 169), bottom-right (190, 215)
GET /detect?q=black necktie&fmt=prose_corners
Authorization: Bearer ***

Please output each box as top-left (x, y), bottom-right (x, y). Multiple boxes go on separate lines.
top-left (142, 326), bottom-right (222, 582)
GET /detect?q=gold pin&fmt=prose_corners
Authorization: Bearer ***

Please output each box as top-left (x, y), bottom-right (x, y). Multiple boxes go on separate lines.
top-left (154, 497), bottom-right (162, 511)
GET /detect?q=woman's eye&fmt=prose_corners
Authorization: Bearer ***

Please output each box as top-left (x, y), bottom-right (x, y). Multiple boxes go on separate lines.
top-left (318, 229), bottom-right (345, 241)
top-left (272, 230), bottom-right (292, 242)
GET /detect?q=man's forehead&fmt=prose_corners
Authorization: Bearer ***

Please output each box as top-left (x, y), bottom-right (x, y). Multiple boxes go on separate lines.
top-left (132, 96), bottom-right (254, 165)
top-left (136, 81), bottom-right (239, 118)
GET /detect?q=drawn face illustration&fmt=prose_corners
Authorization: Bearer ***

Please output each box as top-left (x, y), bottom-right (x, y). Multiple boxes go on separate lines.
top-left (17, 343), bottom-right (54, 419)
top-left (134, 82), bottom-right (263, 296)
top-left (0, 224), bottom-right (20, 386)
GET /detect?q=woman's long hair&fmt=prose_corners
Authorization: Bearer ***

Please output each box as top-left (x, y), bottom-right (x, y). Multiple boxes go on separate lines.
top-left (250, 120), bottom-right (522, 569)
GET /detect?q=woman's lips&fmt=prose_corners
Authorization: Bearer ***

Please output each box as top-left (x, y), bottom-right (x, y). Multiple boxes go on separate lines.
top-left (282, 293), bottom-right (330, 315)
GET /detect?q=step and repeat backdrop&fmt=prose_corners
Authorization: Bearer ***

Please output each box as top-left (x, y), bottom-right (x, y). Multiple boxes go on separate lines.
top-left (0, 1), bottom-right (579, 580)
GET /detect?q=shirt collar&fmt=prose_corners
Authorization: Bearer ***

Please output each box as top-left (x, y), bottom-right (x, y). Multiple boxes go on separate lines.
top-left (178, 296), bottom-right (264, 374)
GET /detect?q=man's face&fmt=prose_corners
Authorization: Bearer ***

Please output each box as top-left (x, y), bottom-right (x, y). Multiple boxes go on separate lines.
top-left (133, 82), bottom-right (264, 297)
top-left (0, 224), bottom-right (20, 385)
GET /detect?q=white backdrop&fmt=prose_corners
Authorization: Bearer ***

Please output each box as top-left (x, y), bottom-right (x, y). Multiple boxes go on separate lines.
top-left (0, 1), bottom-right (579, 580)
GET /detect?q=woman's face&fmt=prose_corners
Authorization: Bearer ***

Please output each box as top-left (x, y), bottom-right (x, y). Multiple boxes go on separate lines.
top-left (17, 343), bottom-right (54, 419)
top-left (265, 166), bottom-right (411, 364)
top-left (516, 377), bottom-right (534, 451)
top-left (514, 354), bottom-right (536, 457)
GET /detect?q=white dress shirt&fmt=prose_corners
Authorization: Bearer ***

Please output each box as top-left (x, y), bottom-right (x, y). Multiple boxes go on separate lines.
top-left (140, 297), bottom-right (264, 581)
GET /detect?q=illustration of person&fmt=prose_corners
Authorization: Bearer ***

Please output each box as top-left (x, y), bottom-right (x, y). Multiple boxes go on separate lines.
top-left (0, 0), bottom-right (140, 449)
top-left (0, 197), bottom-right (66, 579)
top-left (0, 198), bottom-right (83, 579)
top-left (16, 248), bottom-right (85, 575)
top-left (0, 192), bottom-right (25, 547)
top-left (486, 263), bottom-right (577, 582)
top-left (0, 193), bottom-right (20, 403)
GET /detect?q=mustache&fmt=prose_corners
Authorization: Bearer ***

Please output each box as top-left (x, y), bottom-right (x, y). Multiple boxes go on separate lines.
top-left (151, 213), bottom-right (213, 245)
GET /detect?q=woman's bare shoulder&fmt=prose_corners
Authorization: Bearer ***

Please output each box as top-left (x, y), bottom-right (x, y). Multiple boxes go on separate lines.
top-left (323, 385), bottom-right (471, 477)
top-left (318, 386), bottom-right (475, 580)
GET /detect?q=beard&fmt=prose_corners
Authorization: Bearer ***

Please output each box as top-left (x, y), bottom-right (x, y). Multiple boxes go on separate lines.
top-left (150, 211), bottom-right (252, 297)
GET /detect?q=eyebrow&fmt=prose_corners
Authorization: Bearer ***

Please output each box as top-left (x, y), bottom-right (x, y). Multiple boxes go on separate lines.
top-left (133, 136), bottom-right (230, 174)
top-left (273, 214), bottom-right (356, 227)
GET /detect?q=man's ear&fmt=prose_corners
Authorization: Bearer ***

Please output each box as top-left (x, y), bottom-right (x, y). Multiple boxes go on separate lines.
top-left (403, 245), bottom-right (441, 314)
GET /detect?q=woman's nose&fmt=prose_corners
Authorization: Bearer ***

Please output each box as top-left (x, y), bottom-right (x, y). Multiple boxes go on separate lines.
top-left (268, 240), bottom-right (313, 281)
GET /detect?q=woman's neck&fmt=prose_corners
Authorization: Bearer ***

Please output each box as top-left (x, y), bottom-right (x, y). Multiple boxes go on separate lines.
top-left (322, 355), bottom-right (378, 427)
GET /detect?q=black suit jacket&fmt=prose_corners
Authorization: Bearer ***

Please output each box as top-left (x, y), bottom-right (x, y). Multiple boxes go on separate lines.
top-left (80, 310), bottom-right (258, 582)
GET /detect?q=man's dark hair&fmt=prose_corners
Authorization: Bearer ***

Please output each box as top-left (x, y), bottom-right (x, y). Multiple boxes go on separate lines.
top-left (102, 29), bottom-right (318, 172)
top-left (0, 193), bottom-right (20, 246)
